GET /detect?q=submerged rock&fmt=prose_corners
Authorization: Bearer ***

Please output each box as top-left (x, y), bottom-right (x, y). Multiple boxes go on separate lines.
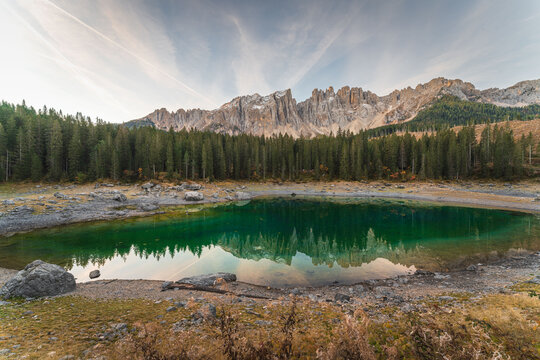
top-left (184, 191), bottom-right (204, 201)
top-left (139, 203), bottom-right (159, 212)
top-left (177, 273), bottom-right (236, 287)
top-left (0, 260), bottom-right (76, 299)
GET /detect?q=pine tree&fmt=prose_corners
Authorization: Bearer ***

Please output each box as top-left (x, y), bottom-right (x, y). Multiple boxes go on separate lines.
top-left (30, 153), bottom-right (42, 182)
top-left (166, 139), bottom-right (174, 177)
top-left (48, 120), bottom-right (63, 180)
top-left (68, 125), bottom-right (82, 179)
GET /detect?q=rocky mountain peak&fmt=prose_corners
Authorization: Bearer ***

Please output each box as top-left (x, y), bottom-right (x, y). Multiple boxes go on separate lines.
top-left (127, 78), bottom-right (540, 137)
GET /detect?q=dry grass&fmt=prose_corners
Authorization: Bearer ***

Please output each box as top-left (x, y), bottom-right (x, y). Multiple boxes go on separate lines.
top-left (0, 287), bottom-right (539, 359)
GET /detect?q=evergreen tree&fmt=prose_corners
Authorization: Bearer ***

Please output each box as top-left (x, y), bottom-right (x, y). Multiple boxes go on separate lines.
top-left (48, 120), bottom-right (63, 180)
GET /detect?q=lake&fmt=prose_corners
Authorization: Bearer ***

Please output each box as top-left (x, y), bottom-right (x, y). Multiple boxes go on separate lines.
top-left (0, 197), bottom-right (538, 287)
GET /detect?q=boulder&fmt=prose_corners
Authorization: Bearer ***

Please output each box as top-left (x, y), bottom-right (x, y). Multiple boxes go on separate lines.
top-left (184, 191), bottom-right (204, 201)
top-left (234, 191), bottom-right (252, 200)
top-left (0, 260), bottom-right (76, 299)
top-left (177, 273), bottom-right (236, 287)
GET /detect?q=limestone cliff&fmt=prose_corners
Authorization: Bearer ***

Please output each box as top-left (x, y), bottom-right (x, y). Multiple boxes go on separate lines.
top-left (127, 78), bottom-right (540, 137)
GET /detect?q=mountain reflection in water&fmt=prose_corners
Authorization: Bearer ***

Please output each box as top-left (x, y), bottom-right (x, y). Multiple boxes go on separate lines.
top-left (0, 198), bottom-right (538, 286)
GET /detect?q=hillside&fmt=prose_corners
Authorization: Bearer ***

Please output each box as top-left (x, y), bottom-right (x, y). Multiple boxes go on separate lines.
top-left (127, 78), bottom-right (540, 137)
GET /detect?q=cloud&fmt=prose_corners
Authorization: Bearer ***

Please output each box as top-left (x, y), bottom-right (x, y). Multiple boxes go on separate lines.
top-left (1, 0), bottom-right (539, 122)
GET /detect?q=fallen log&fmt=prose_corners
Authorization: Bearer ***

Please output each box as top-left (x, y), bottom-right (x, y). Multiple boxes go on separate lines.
top-left (162, 282), bottom-right (273, 300)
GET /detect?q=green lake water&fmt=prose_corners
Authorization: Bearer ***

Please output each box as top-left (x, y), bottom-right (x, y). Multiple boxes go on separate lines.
top-left (0, 197), bottom-right (538, 287)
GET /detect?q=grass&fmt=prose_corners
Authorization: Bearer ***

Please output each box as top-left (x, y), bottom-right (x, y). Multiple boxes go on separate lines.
top-left (1, 285), bottom-right (538, 359)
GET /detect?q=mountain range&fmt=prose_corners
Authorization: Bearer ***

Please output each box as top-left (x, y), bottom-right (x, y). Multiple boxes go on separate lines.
top-left (126, 77), bottom-right (540, 137)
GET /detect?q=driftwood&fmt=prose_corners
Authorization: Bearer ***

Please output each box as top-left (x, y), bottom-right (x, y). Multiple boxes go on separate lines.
top-left (162, 282), bottom-right (273, 300)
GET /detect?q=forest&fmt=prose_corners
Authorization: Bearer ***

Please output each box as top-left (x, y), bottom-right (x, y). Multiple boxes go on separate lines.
top-left (0, 100), bottom-right (537, 183)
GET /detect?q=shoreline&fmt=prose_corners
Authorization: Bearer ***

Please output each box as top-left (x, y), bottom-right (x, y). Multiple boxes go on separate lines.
top-left (1, 250), bottom-right (538, 303)
top-left (0, 180), bottom-right (538, 237)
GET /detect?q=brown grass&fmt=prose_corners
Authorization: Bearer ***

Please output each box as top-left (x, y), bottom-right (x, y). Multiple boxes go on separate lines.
top-left (1, 287), bottom-right (538, 359)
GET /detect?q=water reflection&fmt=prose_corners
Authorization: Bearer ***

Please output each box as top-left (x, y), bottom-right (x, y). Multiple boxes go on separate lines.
top-left (0, 198), bottom-right (538, 286)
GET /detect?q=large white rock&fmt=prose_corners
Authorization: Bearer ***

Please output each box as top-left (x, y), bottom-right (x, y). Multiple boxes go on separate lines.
top-left (0, 260), bottom-right (76, 299)
top-left (184, 191), bottom-right (204, 201)
top-left (235, 191), bottom-right (252, 200)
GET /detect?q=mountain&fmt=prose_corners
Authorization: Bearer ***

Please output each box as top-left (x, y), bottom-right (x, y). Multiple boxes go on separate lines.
top-left (126, 78), bottom-right (540, 137)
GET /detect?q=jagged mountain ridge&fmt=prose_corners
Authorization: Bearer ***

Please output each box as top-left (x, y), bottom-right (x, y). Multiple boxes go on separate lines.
top-left (127, 78), bottom-right (540, 137)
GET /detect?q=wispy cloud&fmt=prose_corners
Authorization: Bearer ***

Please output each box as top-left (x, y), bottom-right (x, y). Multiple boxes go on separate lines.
top-left (0, 0), bottom-right (538, 122)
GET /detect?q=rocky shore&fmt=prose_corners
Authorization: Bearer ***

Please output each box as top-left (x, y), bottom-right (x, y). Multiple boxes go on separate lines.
top-left (0, 180), bottom-right (538, 237)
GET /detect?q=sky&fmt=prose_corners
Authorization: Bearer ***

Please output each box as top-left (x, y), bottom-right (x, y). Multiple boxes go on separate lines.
top-left (1, 0), bottom-right (539, 123)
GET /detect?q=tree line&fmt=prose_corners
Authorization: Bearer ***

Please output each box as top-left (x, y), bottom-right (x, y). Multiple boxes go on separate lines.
top-left (0, 100), bottom-right (537, 183)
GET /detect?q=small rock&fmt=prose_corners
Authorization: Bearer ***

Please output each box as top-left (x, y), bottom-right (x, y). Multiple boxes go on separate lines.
top-left (434, 273), bottom-right (450, 280)
top-left (112, 193), bottom-right (127, 202)
top-left (438, 296), bottom-right (454, 301)
top-left (201, 303), bottom-right (217, 319)
top-left (2, 200), bottom-right (14, 205)
top-left (161, 281), bottom-right (173, 290)
top-left (166, 306), bottom-right (177, 312)
top-left (0, 349), bottom-right (11, 355)
top-left (141, 182), bottom-right (155, 190)
top-left (466, 265), bottom-right (478, 271)
top-left (400, 303), bottom-right (414, 313)
top-left (53, 192), bottom-right (70, 200)
top-left (235, 191), bottom-right (251, 200)
top-left (111, 323), bottom-right (127, 332)
top-left (175, 301), bottom-right (187, 308)
top-left (59, 356), bottom-right (75, 360)
top-left (526, 275), bottom-right (540, 285)
top-left (414, 269), bottom-right (434, 276)
top-left (177, 273), bottom-right (236, 287)
top-left (254, 320), bottom-right (273, 326)
top-left (139, 203), bottom-right (159, 212)
top-left (334, 293), bottom-right (351, 302)
top-left (89, 270), bottom-right (100, 279)
top-left (185, 183), bottom-right (202, 191)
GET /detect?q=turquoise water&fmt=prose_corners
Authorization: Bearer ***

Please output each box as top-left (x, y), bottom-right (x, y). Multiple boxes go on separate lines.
top-left (0, 197), bottom-right (538, 287)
